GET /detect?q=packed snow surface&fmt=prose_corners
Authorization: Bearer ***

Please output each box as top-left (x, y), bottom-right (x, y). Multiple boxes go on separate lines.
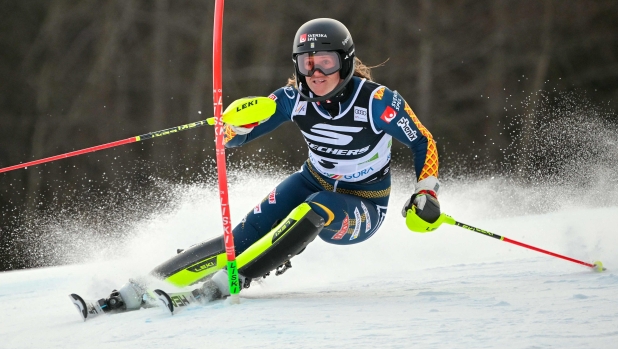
top-left (1, 174), bottom-right (617, 348)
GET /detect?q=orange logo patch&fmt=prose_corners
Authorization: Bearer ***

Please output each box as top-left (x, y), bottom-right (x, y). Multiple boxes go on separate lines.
top-left (373, 87), bottom-right (385, 100)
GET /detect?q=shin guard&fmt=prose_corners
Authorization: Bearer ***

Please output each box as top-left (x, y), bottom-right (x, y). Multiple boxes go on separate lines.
top-left (150, 203), bottom-right (324, 287)
top-left (150, 236), bottom-right (227, 287)
top-left (237, 203), bottom-right (325, 279)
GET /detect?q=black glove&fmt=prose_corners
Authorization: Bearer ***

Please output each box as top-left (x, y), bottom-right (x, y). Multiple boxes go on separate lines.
top-left (401, 190), bottom-right (441, 223)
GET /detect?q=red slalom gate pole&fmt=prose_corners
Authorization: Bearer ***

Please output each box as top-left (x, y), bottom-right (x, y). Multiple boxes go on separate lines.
top-left (212, 0), bottom-right (240, 304)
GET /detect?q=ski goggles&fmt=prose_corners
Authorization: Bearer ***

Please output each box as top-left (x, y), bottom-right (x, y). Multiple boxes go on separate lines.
top-left (296, 51), bottom-right (342, 77)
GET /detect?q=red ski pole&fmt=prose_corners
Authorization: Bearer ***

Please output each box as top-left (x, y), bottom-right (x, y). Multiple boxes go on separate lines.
top-left (0, 121), bottom-right (209, 174)
top-left (450, 219), bottom-right (605, 271)
top-left (411, 213), bottom-right (606, 272)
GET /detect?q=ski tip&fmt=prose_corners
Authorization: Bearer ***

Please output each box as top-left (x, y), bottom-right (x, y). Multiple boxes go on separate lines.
top-left (153, 289), bottom-right (174, 315)
top-left (593, 261), bottom-right (606, 272)
top-left (69, 293), bottom-right (88, 322)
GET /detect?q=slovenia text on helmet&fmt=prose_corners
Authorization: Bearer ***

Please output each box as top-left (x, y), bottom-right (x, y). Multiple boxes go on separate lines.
top-left (292, 18), bottom-right (355, 102)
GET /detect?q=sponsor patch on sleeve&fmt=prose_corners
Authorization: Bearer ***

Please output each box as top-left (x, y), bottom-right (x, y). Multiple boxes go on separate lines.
top-left (268, 93), bottom-right (277, 101)
top-left (379, 106), bottom-right (397, 123)
top-left (391, 90), bottom-right (402, 111)
top-left (397, 118), bottom-right (419, 142)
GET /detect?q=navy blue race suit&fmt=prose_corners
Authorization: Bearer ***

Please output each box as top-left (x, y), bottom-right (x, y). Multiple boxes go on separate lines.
top-left (224, 76), bottom-right (439, 252)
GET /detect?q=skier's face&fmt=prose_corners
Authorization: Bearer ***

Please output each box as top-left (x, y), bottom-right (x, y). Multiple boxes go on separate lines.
top-left (297, 51), bottom-right (343, 97)
top-left (306, 69), bottom-right (342, 97)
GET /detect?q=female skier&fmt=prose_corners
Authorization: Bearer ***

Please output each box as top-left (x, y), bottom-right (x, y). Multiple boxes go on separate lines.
top-left (97, 18), bottom-right (442, 313)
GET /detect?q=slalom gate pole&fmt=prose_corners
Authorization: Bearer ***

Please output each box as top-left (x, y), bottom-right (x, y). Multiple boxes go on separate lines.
top-left (444, 217), bottom-right (605, 271)
top-left (212, 0), bottom-right (240, 304)
top-left (0, 120), bottom-right (211, 174)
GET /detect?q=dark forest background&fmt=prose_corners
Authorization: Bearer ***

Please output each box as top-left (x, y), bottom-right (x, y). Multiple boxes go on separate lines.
top-left (1, 0), bottom-right (617, 271)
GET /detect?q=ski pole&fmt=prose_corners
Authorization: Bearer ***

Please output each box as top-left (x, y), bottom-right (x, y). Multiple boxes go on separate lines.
top-left (417, 213), bottom-right (606, 272)
top-left (448, 218), bottom-right (605, 271)
top-left (0, 97), bottom-right (275, 175)
top-left (0, 120), bottom-right (207, 174)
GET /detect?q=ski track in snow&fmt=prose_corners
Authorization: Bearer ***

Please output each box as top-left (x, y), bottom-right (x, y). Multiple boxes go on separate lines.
top-left (1, 174), bottom-right (617, 348)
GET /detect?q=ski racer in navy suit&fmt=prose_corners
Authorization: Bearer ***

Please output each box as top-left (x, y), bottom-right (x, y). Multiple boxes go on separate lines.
top-left (217, 18), bottom-right (441, 290)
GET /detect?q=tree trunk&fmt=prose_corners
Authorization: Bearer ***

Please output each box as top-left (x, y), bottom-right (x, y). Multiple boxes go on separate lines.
top-left (518, 0), bottom-right (553, 179)
top-left (418, 0), bottom-right (433, 125)
top-left (188, 13), bottom-right (214, 165)
top-left (486, 0), bottom-right (507, 166)
top-left (152, 0), bottom-right (169, 159)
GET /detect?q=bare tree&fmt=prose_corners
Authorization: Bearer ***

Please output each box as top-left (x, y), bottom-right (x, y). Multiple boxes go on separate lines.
top-left (518, 0), bottom-right (554, 178)
top-left (151, 0), bottom-right (169, 161)
top-left (418, 0), bottom-right (433, 124)
top-left (485, 0), bottom-right (508, 164)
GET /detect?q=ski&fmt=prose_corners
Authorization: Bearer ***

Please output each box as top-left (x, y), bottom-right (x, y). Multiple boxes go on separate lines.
top-left (153, 288), bottom-right (207, 315)
top-left (68, 290), bottom-right (160, 322)
top-left (69, 283), bottom-right (219, 321)
top-left (69, 288), bottom-right (210, 322)
top-left (69, 293), bottom-right (107, 322)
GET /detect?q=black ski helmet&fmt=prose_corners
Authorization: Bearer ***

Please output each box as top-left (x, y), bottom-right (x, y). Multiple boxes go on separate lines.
top-left (292, 18), bottom-right (355, 102)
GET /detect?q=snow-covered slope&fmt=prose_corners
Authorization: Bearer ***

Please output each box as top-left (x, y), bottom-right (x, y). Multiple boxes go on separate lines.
top-left (1, 174), bottom-right (617, 348)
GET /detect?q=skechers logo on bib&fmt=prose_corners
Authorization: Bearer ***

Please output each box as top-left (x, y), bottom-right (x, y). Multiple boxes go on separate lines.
top-left (308, 143), bottom-right (370, 156)
top-left (301, 124), bottom-right (363, 145)
top-left (397, 118), bottom-right (418, 141)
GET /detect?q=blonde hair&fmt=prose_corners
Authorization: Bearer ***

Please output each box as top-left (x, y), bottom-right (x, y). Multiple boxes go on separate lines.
top-left (286, 57), bottom-right (380, 87)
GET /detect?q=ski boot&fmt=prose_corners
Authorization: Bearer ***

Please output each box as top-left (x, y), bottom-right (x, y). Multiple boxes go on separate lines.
top-left (193, 269), bottom-right (252, 303)
top-left (195, 260), bottom-right (291, 302)
top-left (99, 278), bottom-right (152, 313)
